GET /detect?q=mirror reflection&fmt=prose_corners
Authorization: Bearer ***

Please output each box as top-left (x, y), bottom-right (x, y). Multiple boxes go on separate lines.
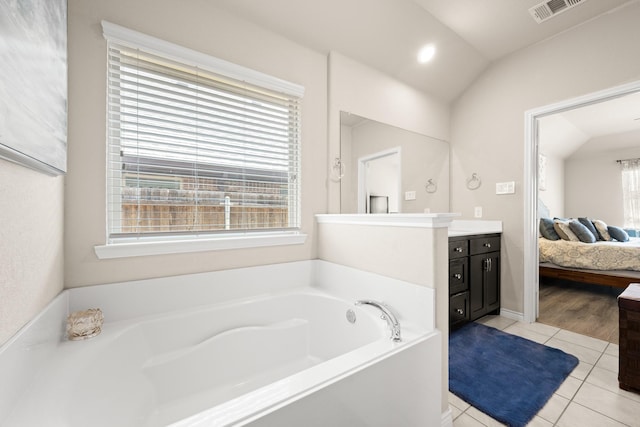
top-left (339, 112), bottom-right (449, 214)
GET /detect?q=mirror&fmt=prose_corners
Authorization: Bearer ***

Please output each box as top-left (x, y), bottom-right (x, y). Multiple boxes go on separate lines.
top-left (339, 112), bottom-right (449, 213)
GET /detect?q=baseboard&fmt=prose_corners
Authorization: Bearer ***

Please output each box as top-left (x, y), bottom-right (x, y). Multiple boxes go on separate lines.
top-left (500, 308), bottom-right (524, 322)
top-left (441, 407), bottom-right (453, 427)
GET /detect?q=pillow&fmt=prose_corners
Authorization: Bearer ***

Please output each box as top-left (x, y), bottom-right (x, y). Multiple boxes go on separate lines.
top-left (593, 219), bottom-right (612, 241)
top-left (578, 217), bottom-right (600, 240)
top-left (608, 225), bottom-right (630, 242)
top-left (539, 218), bottom-right (560, 240)
top-left (569, 219), bottom-right (596, 243)
top-left (554, 219), bottom-right (580, 241)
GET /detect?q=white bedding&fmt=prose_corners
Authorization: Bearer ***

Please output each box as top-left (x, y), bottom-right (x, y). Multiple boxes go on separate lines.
top-left (539, 237), bottom-right (640, 271)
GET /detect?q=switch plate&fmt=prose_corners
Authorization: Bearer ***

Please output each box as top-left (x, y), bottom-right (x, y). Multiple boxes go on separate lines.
top-left (405, 191), bottom-right (416, 200)
top-left (496, 181), bottom-right (515, 195)
top-left (474, 206), bottom-right (482, 218)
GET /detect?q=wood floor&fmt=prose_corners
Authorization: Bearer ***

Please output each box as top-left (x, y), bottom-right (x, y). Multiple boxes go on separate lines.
top-left (537, 277), bottom-right (624, 344)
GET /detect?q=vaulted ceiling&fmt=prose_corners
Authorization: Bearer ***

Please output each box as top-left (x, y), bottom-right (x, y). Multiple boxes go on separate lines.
top-left (216, 0), bottom-right (635, 103)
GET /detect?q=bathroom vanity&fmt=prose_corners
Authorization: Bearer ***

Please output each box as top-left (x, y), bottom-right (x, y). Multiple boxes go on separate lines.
top-left (448, 225), bottom-right (502, 329)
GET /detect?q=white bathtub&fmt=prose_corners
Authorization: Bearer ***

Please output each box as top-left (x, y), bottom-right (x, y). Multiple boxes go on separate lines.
top-left (0, 260), bottom-right (441, 426)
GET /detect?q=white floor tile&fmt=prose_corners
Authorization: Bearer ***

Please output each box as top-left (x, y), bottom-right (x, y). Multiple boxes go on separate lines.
top-left (453, 413), bottom-right (488, 427)
top-left (476, 315), bottom-right (515, 330)
top-left (554, 329), bottom-right (609, 353)
top-left (595, 353), bottom-right (619, 373)
top-left (449, 392), bottom-right (471, 412)
top-left (526, 416), bottom-right (553, 427)
top-left (451, 404), bottom-right (463, 420)
top-left (573, 381), bottom-right (640, 426)
top-left (524, 321), bottom-right (561, 337)
top-left (556, 402), bottom-right (627, 427)
top-left (555, 375), bottom-right (583, 400)
top-left (570, 360), bottom-right (594, 381)
top-left (502, 323), bottom-right (550, 344)
top-left (465, 407), bottom-right (506, 427)
top-left (537, 393), bottom-right (570, 424)
top-left (605, 343), bottom-right (619, 357)
top-left (546, 337), bottom-right (603, 365)
top-left (585, 366), bottom-right (640, 404)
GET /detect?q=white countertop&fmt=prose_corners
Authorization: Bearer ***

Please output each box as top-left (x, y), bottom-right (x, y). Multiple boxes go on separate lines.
top-left (448, 220), bottom-right (503, 237)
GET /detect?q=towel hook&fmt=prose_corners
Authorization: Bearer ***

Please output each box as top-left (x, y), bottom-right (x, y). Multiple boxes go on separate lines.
top-left (467, 173), bottom-right (481, 190)
top-left (425, 179), bottom-right (437, 194)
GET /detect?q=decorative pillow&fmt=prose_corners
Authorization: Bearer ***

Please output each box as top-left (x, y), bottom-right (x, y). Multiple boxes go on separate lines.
top-left (554, 219), bottom-right (580, 241)
top-left (539, 218), bottom-right (560, 240)
top-left (569, 219), bottom-right (596, 243)
top-left (593, 219), bottom-right (612, 241)
top-left (608, 225), bottom-right (630, 242)
top-left (578, 217), bottom-right (600, 240)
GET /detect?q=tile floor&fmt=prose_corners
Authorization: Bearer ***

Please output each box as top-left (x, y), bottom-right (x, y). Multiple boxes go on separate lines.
top-left (449, 315), bottom-right (640, 427)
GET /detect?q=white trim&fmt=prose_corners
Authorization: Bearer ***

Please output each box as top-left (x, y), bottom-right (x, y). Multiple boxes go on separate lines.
top-left (499, 308), bottom-right (524, 323)
top-left (523, 80), bottom-right (640, 324)
top-left (315, 213), bottom-right (459, 228)
top-left (94, 232), bottom-right (307, 259)
top-left (101, 20), bottom-right (304, 98)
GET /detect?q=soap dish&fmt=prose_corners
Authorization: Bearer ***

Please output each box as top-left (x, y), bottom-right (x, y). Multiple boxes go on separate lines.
top-left (66, 308), bottom-right (104, 341)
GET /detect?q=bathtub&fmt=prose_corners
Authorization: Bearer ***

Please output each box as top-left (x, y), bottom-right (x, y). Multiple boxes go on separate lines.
top-left (0, 260), bottom-right (441, 426)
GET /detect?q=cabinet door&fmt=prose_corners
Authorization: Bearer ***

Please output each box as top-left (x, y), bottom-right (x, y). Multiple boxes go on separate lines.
top-left (485, 252), bottom-right (500, 313)
top-left (469, 254), bottom-right (486, 320)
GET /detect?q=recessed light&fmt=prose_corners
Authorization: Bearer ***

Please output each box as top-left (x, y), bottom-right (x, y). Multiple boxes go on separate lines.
top-left (417, 44), bottom-right (436, 64)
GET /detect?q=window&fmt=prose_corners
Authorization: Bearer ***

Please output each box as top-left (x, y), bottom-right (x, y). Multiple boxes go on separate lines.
top-left (620, 158), bottom-right (640, 232)
top-left (102, 22), bottom-right (303, 250)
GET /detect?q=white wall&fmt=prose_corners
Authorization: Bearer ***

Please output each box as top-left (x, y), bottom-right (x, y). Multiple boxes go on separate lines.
top-left (65, 0), bottom-right (327, 287)
top-left (0, 161), bottom-right (64, 345)
top-left (451, 1), bottom-right (640, 315)
top-left (565, 144), bottom-right (640, 226)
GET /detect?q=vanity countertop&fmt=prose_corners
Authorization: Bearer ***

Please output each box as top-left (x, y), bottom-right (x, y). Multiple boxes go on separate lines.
top-left (448, 220), bottom-right (502, 237)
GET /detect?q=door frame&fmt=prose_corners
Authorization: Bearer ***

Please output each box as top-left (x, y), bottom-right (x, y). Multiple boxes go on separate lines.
top-left (523, 80), bottom-right (640, 323)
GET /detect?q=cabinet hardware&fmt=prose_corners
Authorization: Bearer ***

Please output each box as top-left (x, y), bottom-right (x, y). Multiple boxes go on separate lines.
top-left (454, 247), bottom-right (463, 252)
top-left (454, 273), bottom-right (462, 280)
top-left (484, 242), bottom-right (491, 248)
top-left (456, 308), bottom-right (464, 315)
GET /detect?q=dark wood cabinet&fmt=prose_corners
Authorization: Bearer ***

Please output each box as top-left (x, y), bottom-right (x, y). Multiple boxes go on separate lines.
top-left (449, 233), bottom-right (500, 329)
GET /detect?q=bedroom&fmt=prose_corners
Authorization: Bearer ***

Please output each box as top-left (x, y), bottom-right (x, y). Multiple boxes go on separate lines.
top-left (537, 91), bottom-right (640, 342)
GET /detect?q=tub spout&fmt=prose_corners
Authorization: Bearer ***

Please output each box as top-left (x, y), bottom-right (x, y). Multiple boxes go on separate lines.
top-left (355, 300), bottom-right (401, 342)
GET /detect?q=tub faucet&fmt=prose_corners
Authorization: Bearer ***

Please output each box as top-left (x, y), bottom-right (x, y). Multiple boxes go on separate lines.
top-left (355, 300), bottom-right (401, 342)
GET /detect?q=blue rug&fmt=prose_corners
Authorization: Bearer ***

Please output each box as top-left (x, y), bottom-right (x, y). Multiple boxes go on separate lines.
top-left (449, 322), bottom-right (579, 427)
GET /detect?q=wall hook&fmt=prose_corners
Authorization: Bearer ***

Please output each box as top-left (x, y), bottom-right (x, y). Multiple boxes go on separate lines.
top-left (425, 179), bottom-right (437, 194)
top-left (467, 173), bottom-right (481, 190)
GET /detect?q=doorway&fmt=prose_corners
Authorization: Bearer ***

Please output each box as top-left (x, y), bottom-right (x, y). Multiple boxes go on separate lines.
top-left (523, 80), bottom-right (640, 323)
top-left (357, 147), bottom-right (401, 214)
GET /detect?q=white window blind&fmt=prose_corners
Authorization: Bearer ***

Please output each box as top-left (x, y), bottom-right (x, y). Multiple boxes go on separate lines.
top-left (103, 23), bottom-right (302, 242)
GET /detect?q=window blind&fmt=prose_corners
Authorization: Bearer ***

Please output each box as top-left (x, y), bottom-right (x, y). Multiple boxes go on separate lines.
top-left (104, 29), bottom-right (302, 241)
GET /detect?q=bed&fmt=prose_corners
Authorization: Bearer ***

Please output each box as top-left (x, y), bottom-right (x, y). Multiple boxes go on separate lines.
top-left (539, 237), bottom-right (640, 288)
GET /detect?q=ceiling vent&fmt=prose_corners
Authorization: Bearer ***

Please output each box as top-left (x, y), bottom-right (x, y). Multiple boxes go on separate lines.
top-left (529, 0), bottom-right (589, 24)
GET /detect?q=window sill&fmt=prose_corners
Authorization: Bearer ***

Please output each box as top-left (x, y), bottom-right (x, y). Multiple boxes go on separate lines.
top-left (94, 231), bottom-right (308, 259)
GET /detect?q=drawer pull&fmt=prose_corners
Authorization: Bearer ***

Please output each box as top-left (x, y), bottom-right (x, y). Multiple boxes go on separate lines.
top-left (456, 308), bottom-right (464, 315)
top-left (454, 273), bottom-right (462, 280)
top-left (484, 243), bottom-right (491, 248)
top-left (454, 247), bottom-right (463, 253)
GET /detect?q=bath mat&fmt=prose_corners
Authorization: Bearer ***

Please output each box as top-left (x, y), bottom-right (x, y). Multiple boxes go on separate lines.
top-left (449, 322), bottom-right (578, 427)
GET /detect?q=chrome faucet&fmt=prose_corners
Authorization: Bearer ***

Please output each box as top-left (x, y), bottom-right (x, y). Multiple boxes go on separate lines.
top-left (355, 300), bottom-right (401, 342)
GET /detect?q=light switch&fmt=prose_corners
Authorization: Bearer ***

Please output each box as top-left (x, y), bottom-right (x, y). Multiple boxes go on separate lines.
top-left (474, 206), bottom-right (482, 218)
top-left (496, 181), bottom-right (515, 195)
top-left (405, 191), bottom-right (416, 200)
